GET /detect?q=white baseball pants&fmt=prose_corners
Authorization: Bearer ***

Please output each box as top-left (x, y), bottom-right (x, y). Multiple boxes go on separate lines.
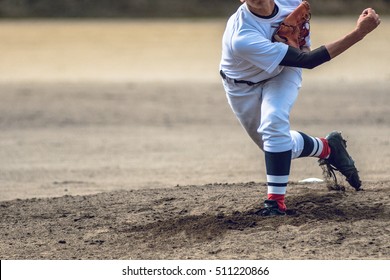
top-left (222, 67), bottom-right (304, 156)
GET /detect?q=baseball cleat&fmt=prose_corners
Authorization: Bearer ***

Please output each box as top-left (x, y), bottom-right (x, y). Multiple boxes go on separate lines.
top-left (320, 131), bottom-right (361, 190)
top-left (258, 200), bottom-right (286, 216)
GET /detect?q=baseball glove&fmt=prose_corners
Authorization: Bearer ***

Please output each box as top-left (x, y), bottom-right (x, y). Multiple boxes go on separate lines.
top-left (273, 1), bottom-right (311, 48)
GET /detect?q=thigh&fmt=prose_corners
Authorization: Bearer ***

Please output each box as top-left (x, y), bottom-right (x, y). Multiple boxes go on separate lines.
top-left (259, 67), bottom-right (302, 152)
top-left (224, 82), bottom-right (264, 149)
top-left (263, 67), bottom-right (302, 110)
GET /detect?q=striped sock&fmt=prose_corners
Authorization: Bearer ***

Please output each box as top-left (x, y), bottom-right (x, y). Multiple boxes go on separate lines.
top-left (265, 150), bottom-right (292, 211)
top-left (294, 131), bottom-right (331, 159)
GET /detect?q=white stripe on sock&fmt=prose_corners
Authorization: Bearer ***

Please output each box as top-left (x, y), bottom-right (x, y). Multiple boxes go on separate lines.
top-left (267, 175), bottom-right (289, 184)
top-left (313, 137), bottom-right (324, 157)
top-left (267, 186), bottom-right (287, 195)
top-left (309, 136), bottom-right (318, 157)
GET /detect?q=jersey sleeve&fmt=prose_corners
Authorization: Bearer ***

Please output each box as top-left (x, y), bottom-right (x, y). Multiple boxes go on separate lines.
top-left (232, 29), bottom-right (289, 74)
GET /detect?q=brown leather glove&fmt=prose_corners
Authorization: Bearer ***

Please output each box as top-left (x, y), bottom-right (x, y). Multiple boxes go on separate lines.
top-left (273, 1), bottom-right (311, 48)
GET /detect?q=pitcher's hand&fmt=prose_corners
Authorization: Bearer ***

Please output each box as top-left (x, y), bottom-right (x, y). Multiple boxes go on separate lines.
top-left (356, 8), bottom-right (381, 38)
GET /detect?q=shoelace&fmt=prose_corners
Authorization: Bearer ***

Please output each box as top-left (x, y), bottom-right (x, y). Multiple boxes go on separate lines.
top-left (318, 159), bottom-right (345, 191)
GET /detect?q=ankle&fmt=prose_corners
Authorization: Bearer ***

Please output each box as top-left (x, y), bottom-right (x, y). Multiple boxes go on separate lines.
top-left (267, 194), bottom-right (287, 211)
top-left (319, 138), bottom-right (331, 159)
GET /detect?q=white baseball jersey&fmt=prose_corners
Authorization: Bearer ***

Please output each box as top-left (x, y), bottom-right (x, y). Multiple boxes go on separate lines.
top-left (220, 0), bottom-right (310, 83)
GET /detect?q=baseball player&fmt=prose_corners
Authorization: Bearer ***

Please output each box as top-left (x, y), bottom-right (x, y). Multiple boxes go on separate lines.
top-left (220, 0), bottom-right (381, 216)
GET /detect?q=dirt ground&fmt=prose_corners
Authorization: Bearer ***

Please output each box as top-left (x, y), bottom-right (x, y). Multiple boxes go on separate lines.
top-left (0, 18), bottom-right (389, 260)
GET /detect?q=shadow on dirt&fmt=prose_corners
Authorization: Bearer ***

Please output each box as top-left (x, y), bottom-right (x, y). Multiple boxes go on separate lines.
top-left (119, 190), bottom-right (386, 243)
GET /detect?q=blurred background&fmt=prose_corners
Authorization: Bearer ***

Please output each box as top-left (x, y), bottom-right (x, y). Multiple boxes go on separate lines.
top-left (0, 0), bottom-right (389, 18)
top-left (1, 0), bottom-right (389, 201)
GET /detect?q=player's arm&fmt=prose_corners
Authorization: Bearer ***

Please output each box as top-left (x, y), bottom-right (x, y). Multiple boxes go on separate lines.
top-left (280, 8), bottom-right (381, 69)
top-left (280, 46), bottom-right (330, 69)
top-left (325, 8), bottom-right (380, 58)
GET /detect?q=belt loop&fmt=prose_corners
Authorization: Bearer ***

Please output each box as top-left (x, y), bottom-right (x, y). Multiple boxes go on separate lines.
top-left (219, 70), bottom-right (227, 79)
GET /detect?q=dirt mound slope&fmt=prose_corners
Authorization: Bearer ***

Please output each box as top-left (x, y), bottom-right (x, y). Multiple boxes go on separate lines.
top-left (1, 181), bottom-right (389, 260)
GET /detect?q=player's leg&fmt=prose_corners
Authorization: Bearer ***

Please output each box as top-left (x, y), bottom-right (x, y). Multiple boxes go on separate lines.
top-left (223, 80), bottom-right (264, 150)
top-left (291, 130), bottom-right (361, 190)
top-left (290, 130), bottom-right (361, 190)
top-left (290, 130), bottom-right (331, 160)
top-left (223, 78), bottom-right (291, 214)
top-left (258, 67), bottom-right (301, 215)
